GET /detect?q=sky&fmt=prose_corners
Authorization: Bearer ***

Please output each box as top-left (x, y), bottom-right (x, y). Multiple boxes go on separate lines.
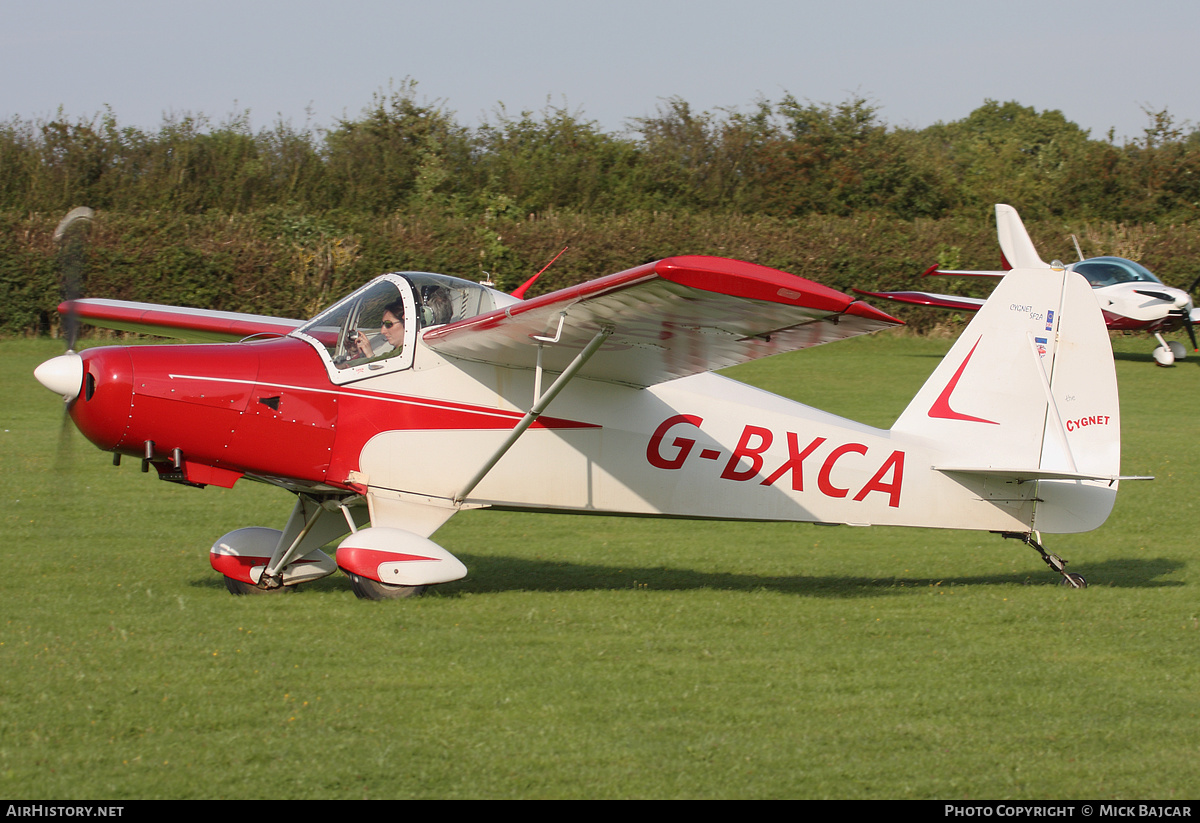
top-left (4, 0), bottom-right (1198, 144)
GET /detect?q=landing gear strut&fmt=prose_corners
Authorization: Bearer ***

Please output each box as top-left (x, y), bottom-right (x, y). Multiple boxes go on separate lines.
top-left (223, 575), bottom-right (290, 595)
top-left (1004, 531), bottom-right (1087, 588)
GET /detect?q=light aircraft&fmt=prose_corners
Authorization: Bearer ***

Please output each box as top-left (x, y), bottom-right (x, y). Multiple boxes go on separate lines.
top-left (35, 217), bottom-right (1129, 596)
top-left (856, 204), bottom-right (1200, 366)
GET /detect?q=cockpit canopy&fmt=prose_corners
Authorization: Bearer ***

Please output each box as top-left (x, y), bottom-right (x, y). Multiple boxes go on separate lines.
top-left (1071, 256), bottom-right (1163, 288)
top-left (291, 272), bottom-right (518, 380)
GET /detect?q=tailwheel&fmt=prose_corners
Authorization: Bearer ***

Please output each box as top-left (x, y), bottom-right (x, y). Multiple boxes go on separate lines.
top-left (347, 572), bottom-right (427, 601)
top-left (1004, 531), bottom-right (1088, 588)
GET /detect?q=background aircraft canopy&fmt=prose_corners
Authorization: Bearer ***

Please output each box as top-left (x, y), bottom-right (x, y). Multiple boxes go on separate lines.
top-left (1072, 257), bottom-right (1163, 287)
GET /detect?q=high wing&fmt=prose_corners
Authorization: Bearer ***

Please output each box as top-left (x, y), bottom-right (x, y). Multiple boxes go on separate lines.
top-left (423, 256), bottom-right (901, 388)
top-left (62, 298), bottom-right (305, 343)
top-left (852, 288), bottom-right (985, 313)
top-left (59, 256), bottom-right (902, 389)
top-left (918, 264), bottom-right (1006, 278)
top-left (851, 262), bottom-right (997, 313)
top-left (849, 203), bottom-right (1036, 315)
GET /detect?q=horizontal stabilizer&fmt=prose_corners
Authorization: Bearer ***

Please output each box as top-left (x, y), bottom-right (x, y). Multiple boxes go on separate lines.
top-left (935, 466), bottom-right (1120, 484)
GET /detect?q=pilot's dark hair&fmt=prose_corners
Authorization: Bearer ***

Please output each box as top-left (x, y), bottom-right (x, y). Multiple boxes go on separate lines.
top-left (382, 299), bottom-right (405, 322)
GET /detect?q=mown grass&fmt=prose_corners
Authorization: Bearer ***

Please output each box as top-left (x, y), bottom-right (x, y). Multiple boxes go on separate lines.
top-left (1, 333), bottom-right (1198, 799)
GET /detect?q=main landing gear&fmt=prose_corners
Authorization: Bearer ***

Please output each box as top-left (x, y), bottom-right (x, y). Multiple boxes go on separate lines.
top-left (210, 496), bottom-right (467, 600)
top-left (345, 573), bottom-right (427, 600)
top-left (1003, 532), bottom-right (1088, 588)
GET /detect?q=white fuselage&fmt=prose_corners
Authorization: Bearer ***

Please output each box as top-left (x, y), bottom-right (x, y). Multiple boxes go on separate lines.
top-left (350, 343), bottom-right (1037, 533)
top-left (1095, 281), bottom-right (1191, 329)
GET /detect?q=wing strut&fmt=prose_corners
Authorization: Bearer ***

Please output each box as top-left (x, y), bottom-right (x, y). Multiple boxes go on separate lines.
top-left (453, 325), bottom-right (613, 504)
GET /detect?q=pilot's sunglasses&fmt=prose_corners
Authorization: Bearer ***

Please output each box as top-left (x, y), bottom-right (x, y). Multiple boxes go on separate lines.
top-left (381, 320), bottom-right (401, 328)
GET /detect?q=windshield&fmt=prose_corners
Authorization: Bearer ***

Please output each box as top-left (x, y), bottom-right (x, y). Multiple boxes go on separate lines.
top-left (1071, 257), bottom-right (1163, 287)
top-left (294, 278), bottom-right (409, 370)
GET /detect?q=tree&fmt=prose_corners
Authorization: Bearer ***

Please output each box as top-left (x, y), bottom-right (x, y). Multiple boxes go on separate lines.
top-left (921, 100), bottom-right (1093, 218)
top-left (322, 79), bottom-right (474, 213)
top-left (474, 101), bottom-right (637, 214)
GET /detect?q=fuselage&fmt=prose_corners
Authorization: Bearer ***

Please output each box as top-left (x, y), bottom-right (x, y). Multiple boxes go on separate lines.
top-left (62, 330), bottom-right (1042, 534)
top-left (1094, 281), bottom-right (1192, 332)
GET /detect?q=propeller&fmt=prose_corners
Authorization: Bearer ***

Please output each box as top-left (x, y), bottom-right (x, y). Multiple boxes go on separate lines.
top-left (53, 207), bottom-right (94, 351)
top-left (1130, 286), bottom-right (1198, 351)
top-left (41, 208), bottom-right (94, 468)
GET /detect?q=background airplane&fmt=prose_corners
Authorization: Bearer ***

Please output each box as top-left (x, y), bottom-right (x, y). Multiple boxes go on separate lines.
top-left (855, 204), bottom-right (1200, 366)
top-left (34, 219), bottom-right (1126, 597)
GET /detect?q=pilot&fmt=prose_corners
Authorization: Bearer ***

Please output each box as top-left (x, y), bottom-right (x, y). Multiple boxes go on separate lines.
top-left (352, 299), bottom-right (405, 360)
top-left (420, 286), bottom-right (453, 326)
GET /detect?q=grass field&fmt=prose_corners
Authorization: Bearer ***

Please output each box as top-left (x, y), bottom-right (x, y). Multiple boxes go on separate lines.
top-left (2, 332), bottom-right (1198, 799)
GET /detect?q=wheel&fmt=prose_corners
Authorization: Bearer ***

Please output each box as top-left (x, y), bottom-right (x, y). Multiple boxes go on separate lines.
top-left (347, 572), bottom-right (427, 600)
top-left (1059, 573), bottom-right (1087, 589)
top-left (223, 575), bottom-right (291, 595)
top-left (1153, 345), bottom-right (1175, 367)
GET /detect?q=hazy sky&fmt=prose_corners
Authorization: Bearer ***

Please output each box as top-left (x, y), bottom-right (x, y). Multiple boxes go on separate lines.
top-left (4, 0), bottom-right (1197, 143)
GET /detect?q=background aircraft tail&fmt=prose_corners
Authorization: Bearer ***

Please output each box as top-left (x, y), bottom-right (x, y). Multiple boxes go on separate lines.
top-left (891, 264), bottom-right (1121, 533)
top-left (995, 203), bottom-right (1048, 269)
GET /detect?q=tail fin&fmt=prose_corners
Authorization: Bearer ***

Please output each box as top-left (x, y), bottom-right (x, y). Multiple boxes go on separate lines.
top-left (892, 265), bottom-right (1120, 533)
top-left (995, 204), bottom-right (1048, 269)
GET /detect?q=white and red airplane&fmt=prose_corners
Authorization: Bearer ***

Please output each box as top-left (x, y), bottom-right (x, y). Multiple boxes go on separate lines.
top-left (856, 204), bottom-right (1199, 366)
top-left (35, 224), bottom-right (1127, 596)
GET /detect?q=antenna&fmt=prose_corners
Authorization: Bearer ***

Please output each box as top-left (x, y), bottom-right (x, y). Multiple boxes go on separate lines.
top-left (1071, 234), bottom-right (1085, 262)
top-left (511, 246), bottom-right (569, 299)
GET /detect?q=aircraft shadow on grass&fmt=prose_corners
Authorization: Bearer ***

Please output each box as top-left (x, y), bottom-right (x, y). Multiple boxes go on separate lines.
top-left (188, 554), bottom-right (1184, 597)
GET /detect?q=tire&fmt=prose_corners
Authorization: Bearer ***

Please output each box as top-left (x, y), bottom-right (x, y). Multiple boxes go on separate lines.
top-left (1059, 573), bottom-right (1087, 589)
top-left (223, 575), bottom-right (291, 595)
top-left (1153, 345), bottom-right (1175, 367)
top-left (347, 572), bottom-right (427, 600)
